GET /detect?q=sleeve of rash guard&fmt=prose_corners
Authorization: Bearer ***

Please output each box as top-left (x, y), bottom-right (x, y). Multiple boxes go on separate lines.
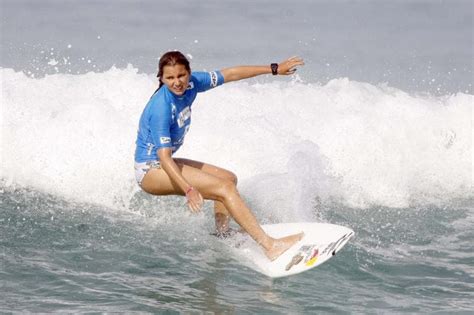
top-left (149, 99), bottom-right (173, 150)
top-left (193, 71), bottom-right (225, 93)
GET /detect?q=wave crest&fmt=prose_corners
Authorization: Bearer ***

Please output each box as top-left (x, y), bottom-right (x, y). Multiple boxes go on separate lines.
top-left (1, 66), bottom-right (471, 211)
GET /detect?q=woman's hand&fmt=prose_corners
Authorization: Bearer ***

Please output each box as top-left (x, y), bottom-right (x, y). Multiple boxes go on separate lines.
top-left (278, 56), bottom-right (305, 75)
top-left (221, 56), bottom-right (305, 83)
top-left (185, 186), bottom-right (204, 213)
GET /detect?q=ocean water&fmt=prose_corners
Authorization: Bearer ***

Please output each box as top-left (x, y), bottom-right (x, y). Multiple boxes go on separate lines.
top-left (1, 0), bottom-right (473, 313)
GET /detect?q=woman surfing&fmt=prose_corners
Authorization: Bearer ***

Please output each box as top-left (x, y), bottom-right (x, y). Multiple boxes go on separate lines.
top-left (134, 51), bottom-right (305, 261)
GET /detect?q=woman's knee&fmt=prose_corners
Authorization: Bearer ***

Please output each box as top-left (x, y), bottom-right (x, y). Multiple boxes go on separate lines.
top-left (227, 171), bottom-right (238, 185)
top-left (218, 168), bottom-right (237, 185)
top-left (215, 179), bottom-right (238, 202)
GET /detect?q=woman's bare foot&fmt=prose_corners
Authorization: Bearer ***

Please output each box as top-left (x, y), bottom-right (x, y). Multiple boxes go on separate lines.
top-left (215, 213), bottom-right (230, 233)
top-left (265, 232), bottom-right (305, 261)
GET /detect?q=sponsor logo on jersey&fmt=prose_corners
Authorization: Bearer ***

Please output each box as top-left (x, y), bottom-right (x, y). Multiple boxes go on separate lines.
top-left (171, 103), bottom-right (177, 120)
top-left (177, 106), bottom-right (191, 128)
top-left (186, 81), bottom-right (194, 90)
top-left (209, 71), bottom-right (218, 87)
top-left (146, 143), bottom-right (155, 155)
top-left (175, 125), bottom-right (191, 145)
top-left (160, 137), bottom-right (171, 144)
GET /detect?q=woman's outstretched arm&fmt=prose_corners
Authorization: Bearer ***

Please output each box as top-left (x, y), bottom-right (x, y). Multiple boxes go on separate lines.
top-left (220, 56), bottom-right (304, 83)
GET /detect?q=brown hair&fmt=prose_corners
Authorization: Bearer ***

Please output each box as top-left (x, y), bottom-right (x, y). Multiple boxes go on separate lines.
top-left (157, 51), bottom-right (191, 89)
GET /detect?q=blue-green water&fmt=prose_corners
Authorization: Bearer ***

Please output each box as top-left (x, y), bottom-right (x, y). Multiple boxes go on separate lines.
top-left (2, 187), bottom-right (473, 313)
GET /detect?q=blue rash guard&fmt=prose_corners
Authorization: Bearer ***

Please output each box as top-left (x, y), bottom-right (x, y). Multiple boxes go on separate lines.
top-left (134, 71), bottom-right (225, 163)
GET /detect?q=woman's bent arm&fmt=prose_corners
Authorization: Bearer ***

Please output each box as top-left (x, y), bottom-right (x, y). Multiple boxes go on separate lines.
top-left (158, 148), bottom-right (203, 212)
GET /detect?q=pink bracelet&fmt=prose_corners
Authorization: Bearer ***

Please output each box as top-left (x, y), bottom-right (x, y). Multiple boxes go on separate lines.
top-left (185, 186), bottom-right (194, 195)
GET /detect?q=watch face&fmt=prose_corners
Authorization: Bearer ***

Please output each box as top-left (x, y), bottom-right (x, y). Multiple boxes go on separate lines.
top-left (271, 63), bottom-right (278, 75)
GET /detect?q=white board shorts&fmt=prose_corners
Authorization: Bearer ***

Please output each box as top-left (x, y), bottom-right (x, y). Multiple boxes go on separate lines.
top-left (134, 160), bottom-right (161, 186)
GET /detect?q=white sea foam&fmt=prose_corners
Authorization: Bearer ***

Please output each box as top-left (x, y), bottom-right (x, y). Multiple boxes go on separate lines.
top-left (1, 66), bottom-right (472, 213)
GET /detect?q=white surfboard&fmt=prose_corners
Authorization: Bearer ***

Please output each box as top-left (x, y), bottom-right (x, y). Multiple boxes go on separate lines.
top-left (226, 222), bottom-right (354, 278)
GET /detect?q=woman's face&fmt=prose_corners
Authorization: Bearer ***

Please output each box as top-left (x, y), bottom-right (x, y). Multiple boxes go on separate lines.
top-left (161, 64), bottom-right (190, 96)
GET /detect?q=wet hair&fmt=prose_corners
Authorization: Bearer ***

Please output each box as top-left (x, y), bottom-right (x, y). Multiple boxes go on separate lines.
top-left (156, 51), bottom-right (191, 89)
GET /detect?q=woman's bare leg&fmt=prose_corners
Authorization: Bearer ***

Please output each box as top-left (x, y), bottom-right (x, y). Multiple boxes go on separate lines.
top-left (141, 159), bottom-right (304, 261)
top-left (173, 159), bottom-right (235, 234)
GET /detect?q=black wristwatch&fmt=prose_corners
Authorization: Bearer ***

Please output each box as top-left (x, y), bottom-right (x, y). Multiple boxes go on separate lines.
top-left (271, 63), bottom-right (278, 75)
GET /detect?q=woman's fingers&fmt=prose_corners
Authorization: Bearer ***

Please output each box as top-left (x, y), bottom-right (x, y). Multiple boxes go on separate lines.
top-left (187, 200), bottom-right (200, 213)
top-left (186, 190), bottom-right (204, 213)
top-left (279, 56), bottom-right (305, 75)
